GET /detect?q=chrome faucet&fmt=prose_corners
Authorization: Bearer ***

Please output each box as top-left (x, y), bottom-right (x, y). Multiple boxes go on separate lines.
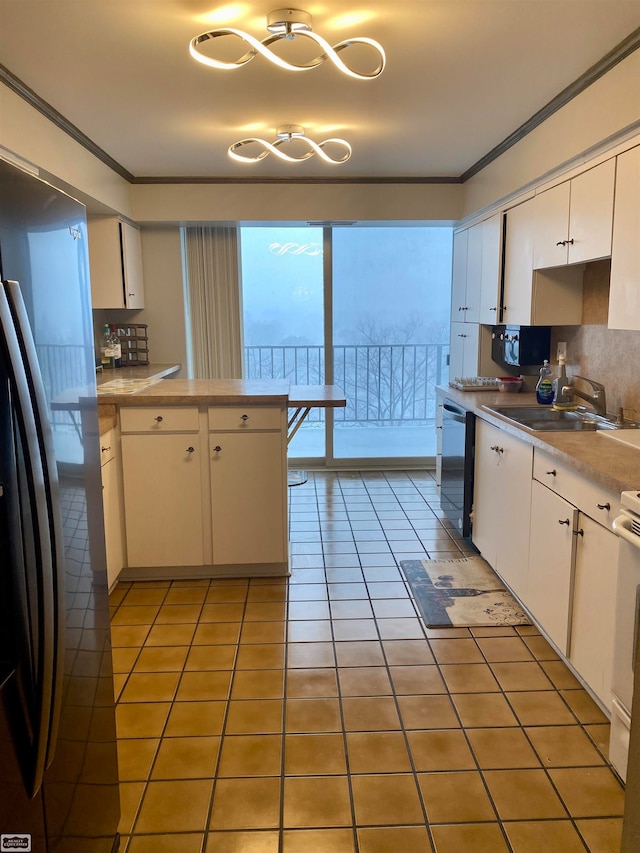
top-left (561, 376), bottom-right (607, 417)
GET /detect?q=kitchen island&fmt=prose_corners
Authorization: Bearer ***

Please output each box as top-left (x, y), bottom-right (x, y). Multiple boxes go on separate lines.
top-left (97, 375), bottom-right (346, 584)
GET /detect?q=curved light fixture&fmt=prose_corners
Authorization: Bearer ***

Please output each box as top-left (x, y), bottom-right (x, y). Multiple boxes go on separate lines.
top-left (228, 125), bottom-right (352, 165)
top-left (189, 8), bottom-right (385, 80)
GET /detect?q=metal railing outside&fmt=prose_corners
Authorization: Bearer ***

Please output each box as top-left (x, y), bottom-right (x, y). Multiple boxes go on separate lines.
top-left (245, 343), bottom-right (449, 425)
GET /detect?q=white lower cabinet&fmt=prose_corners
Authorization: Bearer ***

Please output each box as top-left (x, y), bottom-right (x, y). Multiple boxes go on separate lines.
top-left (530, 448), bottom-right (619, 710)
top-left (527, 481), bottom-right (576, 654)
top-left (121, 432), bottom-right (204, 568)
top-left (118, 404), bottom-right (288, 575)
top-left (570, 513), bottom-right (617, 711)
top-left (472, 419), bottom-right (533, 600)
top-left (210, 431), bottom-right (287, 566)
top-left (100, 428), bottom-right (125, 587)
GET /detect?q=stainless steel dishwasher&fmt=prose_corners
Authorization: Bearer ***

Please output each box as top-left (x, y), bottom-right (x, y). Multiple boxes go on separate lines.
top-left (440, 400), bottom-right (475, 538)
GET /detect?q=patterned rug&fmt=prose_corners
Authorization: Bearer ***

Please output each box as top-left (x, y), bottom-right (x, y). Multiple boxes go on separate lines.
top-left (400, 557), bottom-right (530, 628)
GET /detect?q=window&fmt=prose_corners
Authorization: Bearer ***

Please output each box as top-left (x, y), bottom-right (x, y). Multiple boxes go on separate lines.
top-left (240, 225), bottom-right (452, 463)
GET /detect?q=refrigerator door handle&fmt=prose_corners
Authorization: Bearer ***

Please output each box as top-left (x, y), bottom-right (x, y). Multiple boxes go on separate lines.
top-left (1, 280), bottom-right (65, 795)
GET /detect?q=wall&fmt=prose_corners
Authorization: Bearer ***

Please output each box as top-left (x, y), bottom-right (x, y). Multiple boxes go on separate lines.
top-left (553, 260), bottom-right (640, 418)
top-left (131, 181), bottom-right (463, 225)
top-left (0, 83), bottom-right (133, 216)
top-left (93, 227), bottom-right (188, 375)
top-left (462, 50), bottom-right (640, 218)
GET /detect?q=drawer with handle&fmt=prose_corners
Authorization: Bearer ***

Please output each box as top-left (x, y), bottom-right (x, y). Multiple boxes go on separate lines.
top-left (208, 406), bottom-right (282, 431)
top-left (533, 447), bottom-right (619, 525)
top-left (120, 406), bottom-right (200, 433)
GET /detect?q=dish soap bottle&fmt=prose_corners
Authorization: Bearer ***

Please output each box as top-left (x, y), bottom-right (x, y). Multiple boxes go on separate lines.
top-left (535, 360), bottom-right (554, 405)
top-left (552, 353), bottom-right (575, 409)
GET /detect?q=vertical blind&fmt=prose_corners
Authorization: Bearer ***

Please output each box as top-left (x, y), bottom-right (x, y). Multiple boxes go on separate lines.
top-left (183, 226), bottom-right (243, 379)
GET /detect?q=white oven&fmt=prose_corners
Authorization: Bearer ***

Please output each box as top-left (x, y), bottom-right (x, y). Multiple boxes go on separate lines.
top-left (610, 491), bottom-right (640, 781)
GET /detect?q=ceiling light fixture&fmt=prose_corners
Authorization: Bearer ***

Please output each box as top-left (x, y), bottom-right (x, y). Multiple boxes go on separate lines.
top-left (189, 8), bottom-right (385, 80)
top-left (228, 125), bottom-right (352, 164)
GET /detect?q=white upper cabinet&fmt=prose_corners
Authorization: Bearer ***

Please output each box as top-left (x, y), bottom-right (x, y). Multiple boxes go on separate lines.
top-left (451, 228), bottom-right (469, 322)
top-left (88, 217), bottom-right (145, 309)
top-left (608, 145), bottom-right (640, 330)
top-left (503, 196), bottom-right (583, 326)
top-left (477, 214), bottom-right (502, 325)
top-left (464, 223), bottom-right (482, 323)
top-left (533, 158), bottom-right (615, 269)
top-left (451, 215), bottom-right (502, 325)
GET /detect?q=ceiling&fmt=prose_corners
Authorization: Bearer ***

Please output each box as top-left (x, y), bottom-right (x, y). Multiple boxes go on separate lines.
top-left (1, 1), bottom-right (639, 182)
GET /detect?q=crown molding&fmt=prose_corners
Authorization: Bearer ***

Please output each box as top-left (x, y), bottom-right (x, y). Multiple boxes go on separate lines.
top-left (460, 26), bottom-right (640, 182)
top-left (0, 63), bottom-right (135, 183)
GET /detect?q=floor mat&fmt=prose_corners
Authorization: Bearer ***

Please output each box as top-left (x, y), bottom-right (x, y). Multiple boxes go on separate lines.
top-left (401, 557), bottom-right (530, 628)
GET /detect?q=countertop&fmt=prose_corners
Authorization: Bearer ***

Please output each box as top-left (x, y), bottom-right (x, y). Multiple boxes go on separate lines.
top-left (438, 385), bottom-right (640, 494)
top-left (100, 378), bottom-right (291, 406)
top-left (96, 370), bottom-right (347, 433)
top-left (96, 363), bottom-right (181, 387)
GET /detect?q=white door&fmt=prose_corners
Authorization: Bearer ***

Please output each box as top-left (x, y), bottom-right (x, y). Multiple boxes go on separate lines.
top-left (527, 481), bottom-right (576, 653)
top-left (121, 433), bottom-right (204, 567)
top-left (608, 146), bottom-right (640, 330)
top-left (570, 513), bottom-right (618, 710)
top-left (568, 158), bottom-right (615, 264)
top-left (210, 432), bottom-right (287, 565)
top-left (472, 419), bottom-right (501, 568)
top-left (533, 181), bottom-right (570, 269)
top-left (496, 431), bottom-right (533, 601)
top-left (451, 228), bottom-right (469, 321)
top-left (478, 214), bottom-right (502, 325)
top-left (502, 199), bottom-right (535, 325)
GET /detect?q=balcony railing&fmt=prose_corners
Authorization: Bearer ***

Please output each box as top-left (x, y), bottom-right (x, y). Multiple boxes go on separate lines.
top-left (245, 343), bottom-right (449, 424)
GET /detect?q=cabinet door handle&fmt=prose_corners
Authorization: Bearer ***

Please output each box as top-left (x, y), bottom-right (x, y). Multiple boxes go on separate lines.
top-left (457, 334), bottom-right (467, 338)
top-left (101, 445), bottom-right (111, 453)
top-left (558, 518), bottom-right (570, 525)
top-left (241, 414), bottom-right (249, 421)
top-left (556, 240), bottom-right (566, 246)
top-left (490, 307), bottom-right (497, 311)
top-left (597, 502), bottom-right (611, 511)
top-left (546, 469), bottom-right (557, 476)
top-left (186, 446), bottom-right (195, 453)
top-left (573, 528), bottom-right (584, 537)
top-left (155, 415), bottom-right (163, 422)
top-left (213, 445), bottom-right (222, 452)
top-left (490, 445), bottom-right (504, 454)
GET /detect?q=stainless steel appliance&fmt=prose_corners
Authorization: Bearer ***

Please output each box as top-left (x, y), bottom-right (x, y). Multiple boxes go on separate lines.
top-left (491, 325), bottom-right (550, 369)
top-left (610, 490), bottom-right (640, 782)
top-left (0, 157), bottom-right (120, 851)
top-left (440, 400), bottom-right (475, 538)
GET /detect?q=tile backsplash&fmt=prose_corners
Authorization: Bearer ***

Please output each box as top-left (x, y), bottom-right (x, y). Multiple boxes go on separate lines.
top-left (552, 259), bottom-right (640, 420)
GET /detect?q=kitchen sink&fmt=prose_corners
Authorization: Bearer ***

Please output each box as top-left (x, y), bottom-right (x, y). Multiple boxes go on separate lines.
top-left (485, 404), bottom-right (633, 432)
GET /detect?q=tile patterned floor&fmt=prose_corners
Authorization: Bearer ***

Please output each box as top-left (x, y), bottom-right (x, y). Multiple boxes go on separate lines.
top-left (109, 470), bottom-right (625, 853)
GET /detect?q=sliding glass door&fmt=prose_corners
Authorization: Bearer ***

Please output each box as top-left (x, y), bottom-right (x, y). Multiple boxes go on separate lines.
top-left (240, 225), bottom-right (452, 463)
top-left (240, 227), bottom-right (325, 458)
top-left (332, 227), bottom-right (452, 460)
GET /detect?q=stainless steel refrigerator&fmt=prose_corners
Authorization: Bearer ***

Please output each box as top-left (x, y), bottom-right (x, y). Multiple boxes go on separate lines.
top-left (0, 157), bottom-right (120, 852)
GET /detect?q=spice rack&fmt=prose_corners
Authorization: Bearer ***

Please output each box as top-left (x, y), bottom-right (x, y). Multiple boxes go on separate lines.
top-left (113, 323), bottom-right (149, 365)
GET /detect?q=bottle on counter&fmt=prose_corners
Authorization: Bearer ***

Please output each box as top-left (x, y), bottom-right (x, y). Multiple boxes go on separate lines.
top-left (101, 323), bottom-right (115, 368)
top-left (535, 359), bottom-right (554, 405)
top-left (552, 354), bottom-right (575, 409)
top-left (110, 325), bottom-right (122, 368)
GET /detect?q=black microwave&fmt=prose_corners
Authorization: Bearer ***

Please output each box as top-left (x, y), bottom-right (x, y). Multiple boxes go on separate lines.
top-left (491, 325), bottom-right (551, 368)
